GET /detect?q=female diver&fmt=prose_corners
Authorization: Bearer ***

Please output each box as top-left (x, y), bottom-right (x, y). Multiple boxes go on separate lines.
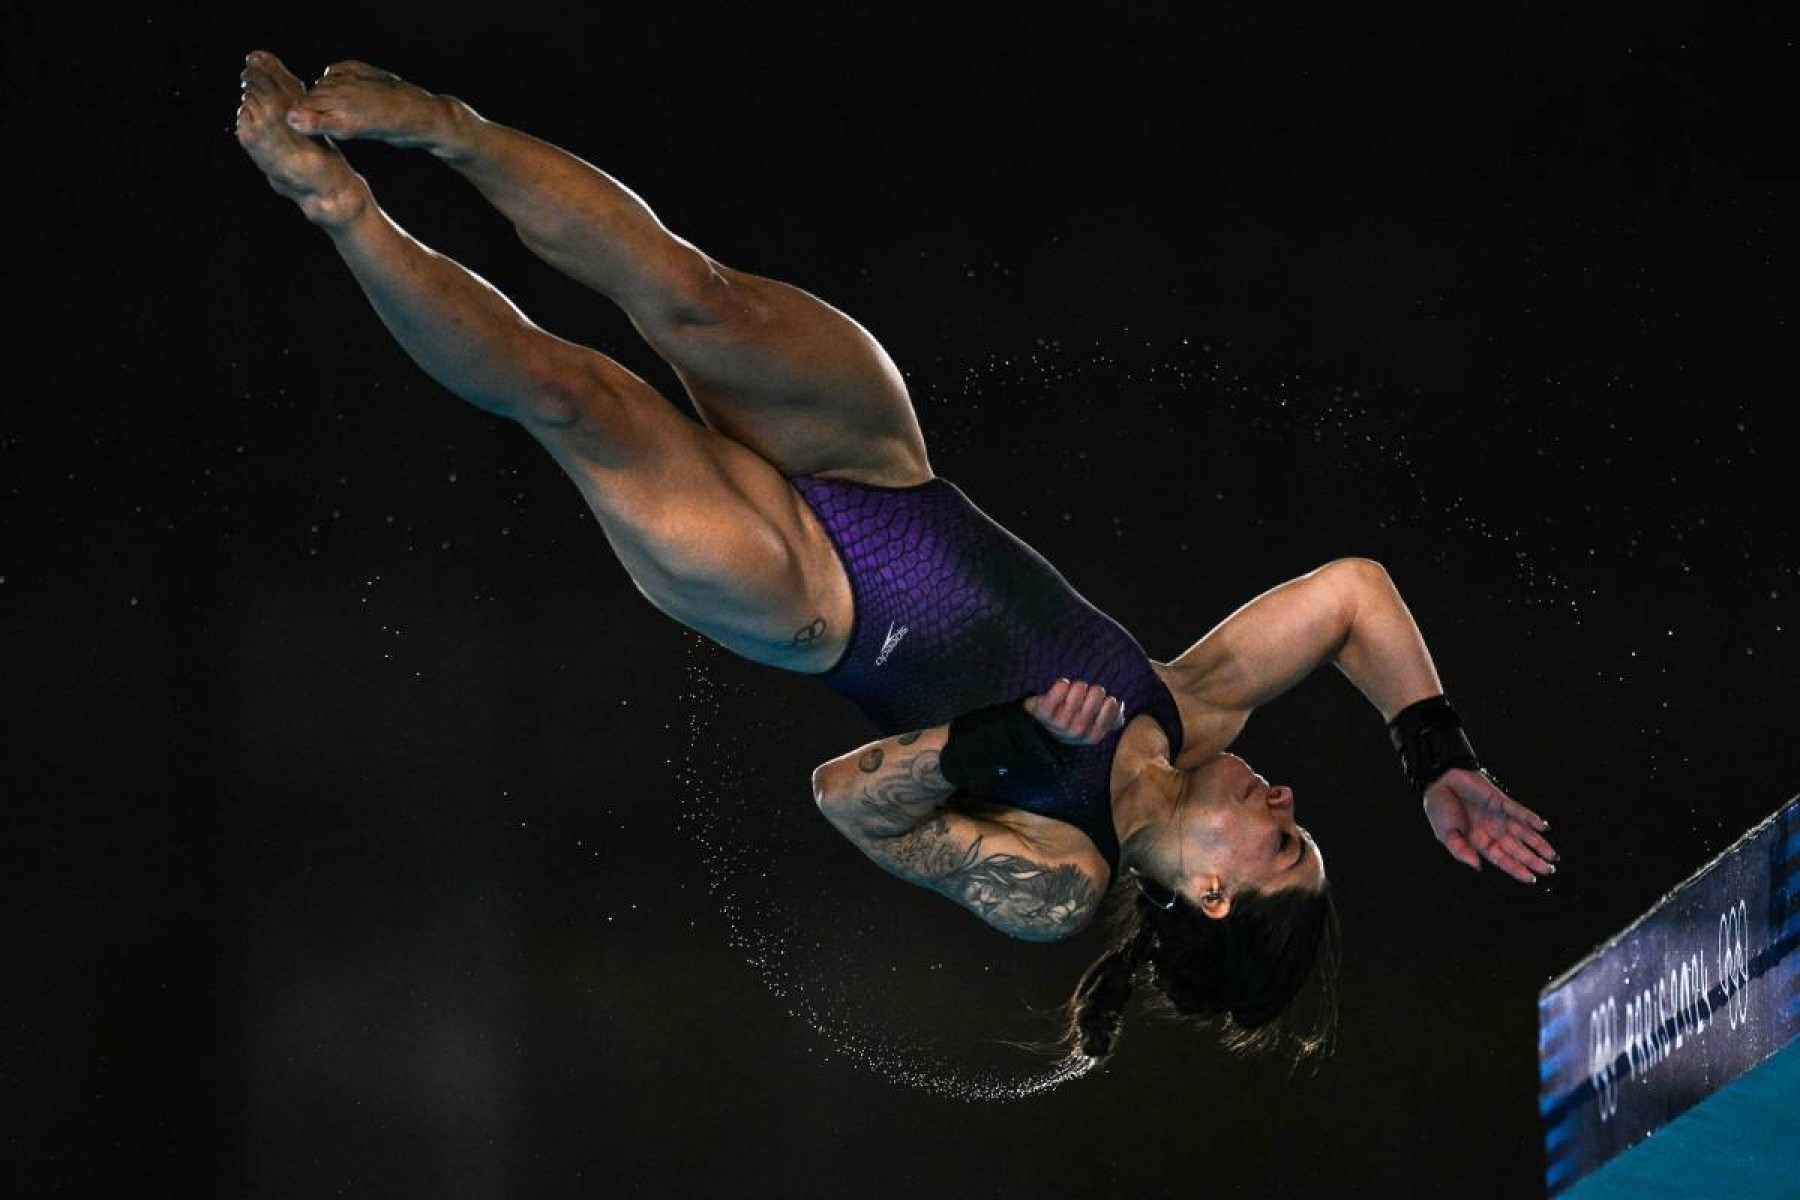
top-left (235, 52), bottom-right (1558, 1062)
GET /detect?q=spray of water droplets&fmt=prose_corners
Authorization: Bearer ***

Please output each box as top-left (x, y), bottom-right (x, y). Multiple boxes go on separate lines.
top-left (674, 638), bottom-right (1098, 1101)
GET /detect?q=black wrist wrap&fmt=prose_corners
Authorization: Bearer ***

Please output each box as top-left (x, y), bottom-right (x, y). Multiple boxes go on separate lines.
top-left (939, 699), bottom-right (1058, 793)
top-left (1387, 695), bottom-right (1480, 797)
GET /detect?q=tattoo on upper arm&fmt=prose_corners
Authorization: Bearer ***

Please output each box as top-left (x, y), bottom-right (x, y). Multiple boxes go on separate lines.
top-left (858, 747), bottom-right (885, 773)
top-left (854, 751), bottom-right (944, 835)
top-left (897, 731), bottom-right (923, 745)
top-left (868, 814), bottom-right (963, 877)
top-left (869, 821), bottom-right (1100, 940)
top-left (945, 851), bottom-right (1098, 939)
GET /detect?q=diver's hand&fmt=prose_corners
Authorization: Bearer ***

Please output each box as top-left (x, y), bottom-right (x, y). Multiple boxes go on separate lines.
top-left (1423, 767), bottom-right (1558, 883)
top-left (1022, 679), bottom-right (1127, 745)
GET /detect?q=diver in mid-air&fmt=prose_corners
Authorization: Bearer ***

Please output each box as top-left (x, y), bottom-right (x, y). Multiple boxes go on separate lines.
top-left (236, 52), bottom-right (1557, 1062)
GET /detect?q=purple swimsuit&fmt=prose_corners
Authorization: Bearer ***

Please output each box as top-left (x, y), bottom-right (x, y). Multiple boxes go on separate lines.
top-left (790, 474), bottom-right (1186, 871)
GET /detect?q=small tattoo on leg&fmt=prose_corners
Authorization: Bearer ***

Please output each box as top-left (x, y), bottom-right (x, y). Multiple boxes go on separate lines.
top-left (783, 617), bottom-right (826, 650)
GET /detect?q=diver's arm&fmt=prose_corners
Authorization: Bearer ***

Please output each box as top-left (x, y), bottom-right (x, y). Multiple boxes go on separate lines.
top-left (1171, 558), bottom-right (1559, 879)
top-left (812, 724), bottom-right (957, 840)
top-left (812, 728), bottom-right (1105, 941)
top-left (810, 678), bottom-right (1125, 835)
top-left (810, 681), bottom-right (1122, 941)
top-left (1167, 557), bottom-right (1440, 719)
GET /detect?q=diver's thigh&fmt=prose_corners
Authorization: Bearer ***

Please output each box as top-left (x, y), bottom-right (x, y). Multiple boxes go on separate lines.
top-left (645, 266), bottom-right (932, 485)
top-left (526, 403), bottom-right (854, 672)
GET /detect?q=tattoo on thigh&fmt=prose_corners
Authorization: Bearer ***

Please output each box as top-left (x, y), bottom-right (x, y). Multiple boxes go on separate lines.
top-left (783, 617), bottom-right (826, 650)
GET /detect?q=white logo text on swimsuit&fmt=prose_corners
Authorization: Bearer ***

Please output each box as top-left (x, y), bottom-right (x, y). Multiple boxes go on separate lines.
top-left (876, 622), bottom-right (909, 666)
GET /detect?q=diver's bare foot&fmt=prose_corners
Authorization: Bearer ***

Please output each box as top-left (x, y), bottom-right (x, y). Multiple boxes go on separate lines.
top-left (285, 61), bottom-right (462, 154)
top-left (236, 52), bottom-right (368, 228)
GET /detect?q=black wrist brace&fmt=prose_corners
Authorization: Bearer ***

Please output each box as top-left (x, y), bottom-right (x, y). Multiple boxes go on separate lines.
top-left (938, 699), bottom-right (1058, 793)
top-left (1387, 695), bottom-right (1480, 797)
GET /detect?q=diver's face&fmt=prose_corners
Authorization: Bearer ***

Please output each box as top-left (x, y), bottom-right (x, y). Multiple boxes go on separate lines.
top-left (1179, 753), bottom-right (1327, 902)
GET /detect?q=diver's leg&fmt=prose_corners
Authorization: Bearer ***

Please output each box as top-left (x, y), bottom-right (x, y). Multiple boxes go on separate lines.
top-left (282, 59), bottom-right (931, 486)
top-left (237, 54), bottom-right (852, 672)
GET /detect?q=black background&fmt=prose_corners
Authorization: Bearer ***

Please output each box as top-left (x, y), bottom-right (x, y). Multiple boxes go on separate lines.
top-left (7, 3), bottom-right (1797, 1196)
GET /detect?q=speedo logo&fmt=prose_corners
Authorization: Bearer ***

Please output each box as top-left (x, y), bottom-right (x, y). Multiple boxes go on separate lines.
top-left (875, 621), bottom-right (909, 666)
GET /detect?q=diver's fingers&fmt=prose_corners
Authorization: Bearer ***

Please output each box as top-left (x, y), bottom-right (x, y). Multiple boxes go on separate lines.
top-left (1027, 680), bottom-right (1123, 743)
top-left (1032, 678), bottom-right (1072, 717)
top-left (1516, 824), bottom-right (1559, 863)
top-left (1087, 692), bottom-right (1123, 739)
top-left (1504, 835), bottom-right (1557, 876)
top-left (1502, 795), bottom-right (1550, 832)
top-left (1072, 684), bottom-right (1110, 735)
top-left (1027, 679), bottom-right (1080, 737)
top-left (1047, 680), bottom-right (1084, 729)
top-left (1057, 680), bottom-right (1097, 729)
top-left (1483, 840), bottom-right (1539, 884)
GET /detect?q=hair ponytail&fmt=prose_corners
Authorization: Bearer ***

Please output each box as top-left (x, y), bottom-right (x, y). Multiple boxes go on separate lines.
top-left (1061, 879), bottom-right (1338, 1066)
top-left (1068, 919), bottom-right (1156, 1058)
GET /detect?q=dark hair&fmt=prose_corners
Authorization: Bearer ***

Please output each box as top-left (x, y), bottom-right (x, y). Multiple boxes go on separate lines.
top-left (1062, 878), bottom-right (1339, 1065)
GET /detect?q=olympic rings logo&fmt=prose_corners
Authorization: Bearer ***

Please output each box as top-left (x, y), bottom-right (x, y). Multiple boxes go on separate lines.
top-left (1588, 997), bottom-right (1620, 1121)
top-left (1718, 899), bottom-right (1751, 1031)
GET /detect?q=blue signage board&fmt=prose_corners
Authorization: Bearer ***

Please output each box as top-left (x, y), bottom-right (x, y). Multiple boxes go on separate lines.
top-left (1537, 796), bottom-right (1800, 1197)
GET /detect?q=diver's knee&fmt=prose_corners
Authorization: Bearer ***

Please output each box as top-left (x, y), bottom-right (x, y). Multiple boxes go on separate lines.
top-left (511, 354), bottom-right (634, 436)
top-left (1325, 556), bottom-right (1389, 585)
top-left (647, 253), bottom-right (756, 339)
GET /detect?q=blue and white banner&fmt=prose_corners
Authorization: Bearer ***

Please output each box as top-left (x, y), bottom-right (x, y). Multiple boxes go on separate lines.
top-left (1537, 796), bottom-right (1800, 1197)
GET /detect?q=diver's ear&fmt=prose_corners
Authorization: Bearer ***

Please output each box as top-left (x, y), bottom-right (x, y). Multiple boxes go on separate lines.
top-left (1198, 876), bottom-right (1231, 920)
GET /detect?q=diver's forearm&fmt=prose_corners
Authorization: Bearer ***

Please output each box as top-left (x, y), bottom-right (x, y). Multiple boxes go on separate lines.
top-left (1331, 564), bottom-right (1447, 722)
top-left (811, 726), bottom-right (955, 837)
